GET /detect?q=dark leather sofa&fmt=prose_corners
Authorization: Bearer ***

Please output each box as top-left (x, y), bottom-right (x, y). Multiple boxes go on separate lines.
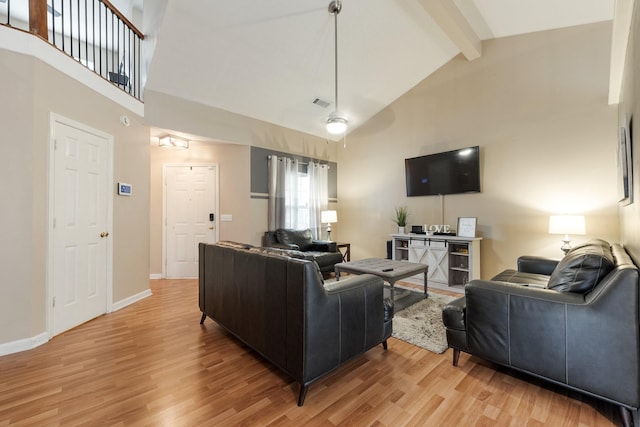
top-left (199, 241), bottom-right (393, 406)
top-left (263, 228), bottom-right (343, 275)
top-left (443, 239), bottom-right (640, 426)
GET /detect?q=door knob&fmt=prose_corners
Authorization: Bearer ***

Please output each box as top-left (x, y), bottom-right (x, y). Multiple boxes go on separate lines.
top-left (100, 232), bottom-right (109, 238)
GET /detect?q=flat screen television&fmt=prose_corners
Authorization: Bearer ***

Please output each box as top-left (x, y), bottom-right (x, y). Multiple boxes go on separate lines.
top-left (405, 146), bottom-right (480, 196)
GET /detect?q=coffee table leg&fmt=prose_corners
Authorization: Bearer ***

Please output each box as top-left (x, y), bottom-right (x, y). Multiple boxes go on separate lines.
top-left (335, 269), bottom-right (341, 281)
top-left (423, 269), bottom-right (428, 298)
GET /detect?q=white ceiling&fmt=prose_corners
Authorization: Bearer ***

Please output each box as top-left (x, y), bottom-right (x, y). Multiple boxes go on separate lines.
top-left (144, 0), bottom-right (615, 140)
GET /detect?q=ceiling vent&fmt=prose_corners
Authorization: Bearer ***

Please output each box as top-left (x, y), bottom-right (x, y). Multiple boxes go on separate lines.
top-left (312, 98), bottom-right (331, 109)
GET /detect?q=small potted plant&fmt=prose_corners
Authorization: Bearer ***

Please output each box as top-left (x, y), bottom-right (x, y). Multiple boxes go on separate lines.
top-left (394, 206), bottom-right (408, 234)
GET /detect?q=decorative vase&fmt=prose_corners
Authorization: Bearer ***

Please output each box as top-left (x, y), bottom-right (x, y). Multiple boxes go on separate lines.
top-left (398, 226), bottom-right (405, 234)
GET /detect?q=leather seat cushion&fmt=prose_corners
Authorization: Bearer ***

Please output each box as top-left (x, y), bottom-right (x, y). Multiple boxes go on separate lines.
top-left (547, 242), bottom-right (614, 293)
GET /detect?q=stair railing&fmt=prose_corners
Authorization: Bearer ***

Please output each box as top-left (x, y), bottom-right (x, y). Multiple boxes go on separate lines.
top-left (1, 0), bottom-right (145, 101)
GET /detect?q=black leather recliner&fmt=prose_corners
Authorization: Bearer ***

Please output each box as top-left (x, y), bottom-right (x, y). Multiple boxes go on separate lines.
top-left (263, 228), bottom-right (344, 275)
top-left (442, 240), bottom-right (640, 427)
top-left (199, 241), bottom-right (393, 405)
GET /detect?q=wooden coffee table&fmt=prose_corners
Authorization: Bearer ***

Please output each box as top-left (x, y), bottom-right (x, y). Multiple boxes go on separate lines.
top-left (334, 258), bottom-right (428, 298)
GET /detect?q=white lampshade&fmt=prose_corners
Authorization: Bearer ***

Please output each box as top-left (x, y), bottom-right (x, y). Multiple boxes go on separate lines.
top-left (159, 135), bottom-right (189, 149)
top-left (548, 215), bottom-right (586, 235)
top-left (321, 210), bottom-right (338, 224)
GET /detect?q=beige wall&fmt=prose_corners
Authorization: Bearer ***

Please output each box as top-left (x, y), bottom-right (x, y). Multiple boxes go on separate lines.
top-left (149, 141), bottom-right (251, 275)
top-left (338, 22), bottom-right (619, 279)
top-left (0, 48), bottom-right (150, 344)
top-left (619, 2), bottom-right (640, 261)
top-left (144, 91), bottom-right (338, 275)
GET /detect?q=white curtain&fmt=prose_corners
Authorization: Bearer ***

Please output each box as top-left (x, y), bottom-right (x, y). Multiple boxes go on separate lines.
top-left (268, 155), bottom-right (299, 230)
top-left (308, 162), bottom-right (329, 239)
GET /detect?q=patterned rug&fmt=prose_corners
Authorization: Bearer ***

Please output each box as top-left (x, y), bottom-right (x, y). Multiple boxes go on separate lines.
top-left (392, 292), bottom-right (458, 354)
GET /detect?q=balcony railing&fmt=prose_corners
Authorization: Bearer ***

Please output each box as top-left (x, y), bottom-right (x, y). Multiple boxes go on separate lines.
top-left (1, 0), bottom-right (144, 101)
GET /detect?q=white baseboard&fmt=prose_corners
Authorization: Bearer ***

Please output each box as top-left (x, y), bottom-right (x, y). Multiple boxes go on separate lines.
top-left (0, 290), bottom-right (152, 357)
top-left (149, 273), bottom-right (163, 280)
top-left (0, 332), bottom-right (50, 357)
top-left (111, 289), bottom-right (152, 312)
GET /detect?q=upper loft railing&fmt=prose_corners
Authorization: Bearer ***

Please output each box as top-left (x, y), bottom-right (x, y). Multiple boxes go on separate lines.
top-left (0, 0), bottom-right (144, 101)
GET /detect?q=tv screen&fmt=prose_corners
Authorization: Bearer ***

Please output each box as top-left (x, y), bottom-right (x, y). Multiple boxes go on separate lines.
top-left (405, 146), bottom-right (480, 196)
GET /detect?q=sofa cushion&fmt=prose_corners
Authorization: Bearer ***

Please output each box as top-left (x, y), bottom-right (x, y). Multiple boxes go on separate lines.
top-left (547, 242), bottom-right (614, 293)
top-left (276, 228), bottom-right (314, 251)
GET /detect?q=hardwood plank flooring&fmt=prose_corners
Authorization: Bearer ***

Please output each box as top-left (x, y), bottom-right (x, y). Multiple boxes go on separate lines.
top-left (0, 279), bottom-right (621, 426)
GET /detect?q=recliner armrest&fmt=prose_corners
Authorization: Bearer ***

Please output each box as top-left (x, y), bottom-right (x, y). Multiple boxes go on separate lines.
top-left (517, 256), bottom-right (559, 275)
top-left (269, 243), bottom-right (300, 250)
top-left (309, 240), bottom-right (337, 252)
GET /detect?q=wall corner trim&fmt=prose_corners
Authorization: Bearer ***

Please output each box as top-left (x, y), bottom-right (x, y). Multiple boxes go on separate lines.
top-left (0, 332), bottom-right (51, 357)
top-left (111, 289), bottom-right (152, 312)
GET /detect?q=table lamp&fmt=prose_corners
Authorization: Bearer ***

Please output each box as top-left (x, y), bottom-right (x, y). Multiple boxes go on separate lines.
top-left (321, 210), bottom-right (338, 241)
top-left (548, 215), bottom-right (586, 255)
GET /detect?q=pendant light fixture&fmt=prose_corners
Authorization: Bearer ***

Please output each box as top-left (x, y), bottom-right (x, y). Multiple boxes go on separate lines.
top-left (326, 0), bottom-right (348, 135)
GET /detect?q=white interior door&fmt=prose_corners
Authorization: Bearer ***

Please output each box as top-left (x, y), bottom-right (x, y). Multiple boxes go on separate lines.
top-left (51, 118), bottom-right (111, 335)
top-left (165, 165), bottom-right (218, 278)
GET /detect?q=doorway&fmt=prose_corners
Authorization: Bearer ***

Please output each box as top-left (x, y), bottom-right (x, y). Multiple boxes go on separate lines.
top-left (163, 164), bottom-right (219, 278)
top-left (48, 114), bottom-right (113, 336)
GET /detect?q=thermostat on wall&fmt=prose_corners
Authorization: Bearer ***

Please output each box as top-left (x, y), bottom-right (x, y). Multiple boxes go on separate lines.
top-left (118, 182), bottom-right (132, 196)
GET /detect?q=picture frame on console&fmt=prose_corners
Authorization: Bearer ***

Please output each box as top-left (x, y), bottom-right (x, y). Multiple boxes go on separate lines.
top-left (618, 114), bottom-right (633, 206)
top-left (457, 217), bottom-right (477, 238)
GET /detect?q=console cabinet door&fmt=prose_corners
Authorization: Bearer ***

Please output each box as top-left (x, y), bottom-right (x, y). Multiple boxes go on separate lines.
top-left (409, 239), bottom-right (448, 285)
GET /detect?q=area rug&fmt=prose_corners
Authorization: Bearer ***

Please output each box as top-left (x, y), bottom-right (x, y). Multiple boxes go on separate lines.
top-left (392, 292), bottom-right (457, 354)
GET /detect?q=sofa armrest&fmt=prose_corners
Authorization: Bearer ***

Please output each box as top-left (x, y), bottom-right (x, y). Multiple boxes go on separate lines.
top-left (517, 256), bottom-right (559, 275)
top-left (309, 240), bottom-right (337, 252)
top-left (304, 274), bottom-right (387, 380)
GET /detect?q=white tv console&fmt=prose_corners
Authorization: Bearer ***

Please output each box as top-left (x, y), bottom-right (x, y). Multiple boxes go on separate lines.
top-left (391, 233), bottom-right (482, 289)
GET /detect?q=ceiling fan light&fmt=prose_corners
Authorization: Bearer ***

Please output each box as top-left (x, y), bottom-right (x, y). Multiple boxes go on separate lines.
top-left (326, 116), bottom-right (348, 134)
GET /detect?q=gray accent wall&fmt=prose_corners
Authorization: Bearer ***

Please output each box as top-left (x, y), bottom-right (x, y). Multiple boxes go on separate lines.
top-left (250, 146), bottom-right (338, 200)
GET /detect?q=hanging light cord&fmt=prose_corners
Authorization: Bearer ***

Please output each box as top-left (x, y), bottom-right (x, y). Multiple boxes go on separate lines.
top-left (330, 0), bottom-right (342, 113)
top-left (333, 1), bottom-right (339, 112)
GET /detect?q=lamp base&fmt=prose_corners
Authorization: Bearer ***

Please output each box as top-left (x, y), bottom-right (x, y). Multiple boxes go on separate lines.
top-left (326, 224), bottom-right (332, 241)
top-left (561, 236), bottom-right (572, 255)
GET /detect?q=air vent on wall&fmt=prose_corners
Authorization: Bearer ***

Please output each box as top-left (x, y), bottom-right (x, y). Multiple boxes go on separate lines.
top-left (312, 97), bottom-right (331, 109)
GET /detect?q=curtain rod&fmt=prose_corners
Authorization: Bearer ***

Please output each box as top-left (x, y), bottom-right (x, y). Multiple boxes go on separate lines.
top-left (267, 155), bottom-right (330, 168)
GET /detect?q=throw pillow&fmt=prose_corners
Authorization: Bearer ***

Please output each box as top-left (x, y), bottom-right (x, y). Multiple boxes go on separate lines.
top-left (547, 242), bottom-right (614, 293)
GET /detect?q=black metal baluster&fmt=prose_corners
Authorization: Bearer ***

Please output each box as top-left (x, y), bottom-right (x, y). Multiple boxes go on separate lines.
top-left (51, 0), bottom-right (56, 46)
top-left (61, 0), bottom-right (65, 52)
top-left (84, 0), bottom-right (88, 67)
top-left (77, 0), bottom-right (80, 62)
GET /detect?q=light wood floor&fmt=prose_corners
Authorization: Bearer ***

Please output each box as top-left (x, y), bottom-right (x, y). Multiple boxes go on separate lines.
top-left (0, 279), bottom-right (621, 426)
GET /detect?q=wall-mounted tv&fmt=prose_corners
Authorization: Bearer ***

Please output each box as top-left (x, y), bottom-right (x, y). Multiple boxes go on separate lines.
top-left (405, 146), bottom-right (480, 196)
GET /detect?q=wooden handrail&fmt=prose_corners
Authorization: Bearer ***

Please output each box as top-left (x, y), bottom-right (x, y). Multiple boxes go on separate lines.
top-left (27, 0), bottom-right (144, 40)
top-left (100, 0), bottom-right (144, 39)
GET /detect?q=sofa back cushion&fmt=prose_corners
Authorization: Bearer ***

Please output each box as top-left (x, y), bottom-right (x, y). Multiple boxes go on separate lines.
top-left (547, 241), bottom-right (615, 293)
top-left (276, 228), bottom-right (314, 251)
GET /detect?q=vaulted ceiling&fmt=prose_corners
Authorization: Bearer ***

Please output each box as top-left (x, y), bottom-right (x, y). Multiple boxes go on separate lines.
top-left (144, 0), bottom-right (616, 140)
